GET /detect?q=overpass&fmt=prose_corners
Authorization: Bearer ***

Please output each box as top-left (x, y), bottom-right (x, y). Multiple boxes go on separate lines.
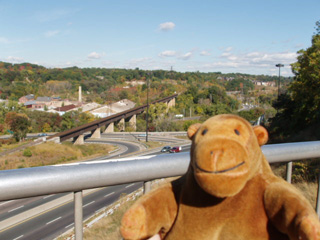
top-left (48, 94), bottom-right (177, 144)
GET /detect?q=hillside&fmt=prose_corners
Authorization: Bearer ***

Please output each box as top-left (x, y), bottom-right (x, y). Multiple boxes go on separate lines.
top-left (0, 61), bottom-right (290, 105)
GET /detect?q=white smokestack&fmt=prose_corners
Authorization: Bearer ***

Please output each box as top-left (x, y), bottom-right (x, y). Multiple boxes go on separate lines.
top-left (79, 86), bottom-right (82, 103)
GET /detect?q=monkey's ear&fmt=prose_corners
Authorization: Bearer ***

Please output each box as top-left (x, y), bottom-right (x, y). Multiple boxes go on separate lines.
top-left (253, 125), bottom-right (268, 146)
top-left (187, 123), bottom-right (202, 140)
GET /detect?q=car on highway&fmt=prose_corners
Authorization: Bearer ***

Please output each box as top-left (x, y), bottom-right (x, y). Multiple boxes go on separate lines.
top-left (161, 146), bottom-right (171, 153)
top-left (169, 146), bottom-right (181, 153)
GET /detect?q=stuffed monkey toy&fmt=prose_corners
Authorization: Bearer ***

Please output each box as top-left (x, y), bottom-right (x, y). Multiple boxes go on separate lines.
top-left (121, 114), bottom-right (320, 240)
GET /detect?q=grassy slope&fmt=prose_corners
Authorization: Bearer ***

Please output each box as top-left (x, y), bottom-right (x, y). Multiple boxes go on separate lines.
top-left (0, 141), bottom-right (115, 170)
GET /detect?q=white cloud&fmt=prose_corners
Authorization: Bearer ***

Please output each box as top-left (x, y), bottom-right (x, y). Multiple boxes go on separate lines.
top-left (225, 47), bottom-right (233, 52)
top-left (159, 22), bottom-right (175, 31)
top-left (248, 52), bottom-right (297, 64)
top-left (180, 52), bottom-right (192, 60)
top-left (7, 56), bottom-right (24, 63)
top-left (159, 50), bottom-right (177, 57)
top-left (200, 50), bottom-right (211, 56)
top-left (246, 52), bottom-right (260, 57)
top-left (205, 50), bottom-right (297, 76)
top-left (88, 52), bottom-right (102, 59)
top-left (44, 30), bottom-right (60, 38)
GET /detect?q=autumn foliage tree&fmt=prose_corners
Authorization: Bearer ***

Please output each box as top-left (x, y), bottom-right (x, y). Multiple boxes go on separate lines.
top-left (5, 112), bottom-right (31, 141)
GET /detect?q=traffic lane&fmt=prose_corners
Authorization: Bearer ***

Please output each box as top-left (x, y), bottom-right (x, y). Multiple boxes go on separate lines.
top-left (35, 184), bottom-right (142, 240)
top-left (0, 183), bottom-right (142, 240)
top-left (0, 193), bottom-right (66, 221)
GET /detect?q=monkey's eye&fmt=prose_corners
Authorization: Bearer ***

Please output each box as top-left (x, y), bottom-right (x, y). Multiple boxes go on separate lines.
top-left (234, 129), bottom-right (240, 135)
top-left (202, 129), bottom-right (208, 135)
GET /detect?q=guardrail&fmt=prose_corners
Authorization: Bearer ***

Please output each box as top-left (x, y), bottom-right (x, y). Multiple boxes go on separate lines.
top-left (0, 141), bottom-right (319, 239)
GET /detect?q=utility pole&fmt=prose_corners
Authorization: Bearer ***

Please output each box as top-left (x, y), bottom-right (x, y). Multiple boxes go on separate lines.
top-left (145, 73), bottom-right (150, 142)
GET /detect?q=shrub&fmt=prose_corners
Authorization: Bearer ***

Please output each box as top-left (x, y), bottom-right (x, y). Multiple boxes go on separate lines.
top-left (23, 148), bottom-right (32, 157)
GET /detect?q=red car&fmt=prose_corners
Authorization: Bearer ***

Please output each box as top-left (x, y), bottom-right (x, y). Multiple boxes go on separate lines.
top-left (169, 146), bottom-right (181, 153)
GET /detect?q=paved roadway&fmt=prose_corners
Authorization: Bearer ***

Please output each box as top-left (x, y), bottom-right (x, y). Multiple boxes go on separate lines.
top-left (0, 134), bottom-right (190, 240)
top-left (0, 183), bottom-right (142, 240)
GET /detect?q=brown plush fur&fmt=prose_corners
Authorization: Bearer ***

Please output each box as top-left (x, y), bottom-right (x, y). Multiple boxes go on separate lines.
top-left (121, 114), bottom-right (320, 240)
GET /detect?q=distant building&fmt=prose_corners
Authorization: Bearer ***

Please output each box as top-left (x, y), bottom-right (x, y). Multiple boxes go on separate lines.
top-left (24, 100), bottom-right (45, 109)
top-left (36, 96), bottom-right (52, 104)
top-left (19, 94), bottom-right (35, 104)
top-left (109, 99), bottom-right (136, 113)
top-left (54, 104), bottom-right (77, 115)
top-left (90, 99), bottom-right (136, 118)
top-left (73, 102), bottom-right (101, 112)
top-left (254, 81), bottom-right (276, 87)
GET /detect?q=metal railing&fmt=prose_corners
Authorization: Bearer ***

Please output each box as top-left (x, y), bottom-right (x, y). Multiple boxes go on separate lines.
top-left (0, 141), bottom-right (319, 239)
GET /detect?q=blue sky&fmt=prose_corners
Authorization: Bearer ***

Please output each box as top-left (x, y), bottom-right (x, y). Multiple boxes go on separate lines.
top-left (0, 0), bottom-right (319, 76)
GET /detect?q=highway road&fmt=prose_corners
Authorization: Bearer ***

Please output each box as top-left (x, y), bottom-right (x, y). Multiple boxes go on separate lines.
top-left (0, 135), bottom-right (190, 240)
top-left (0, 183), bottom-right (142, 240)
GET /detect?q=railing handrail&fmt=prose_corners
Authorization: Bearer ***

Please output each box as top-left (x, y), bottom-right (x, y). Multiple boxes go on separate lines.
top-left (0, 141), bottom-right (319, 202)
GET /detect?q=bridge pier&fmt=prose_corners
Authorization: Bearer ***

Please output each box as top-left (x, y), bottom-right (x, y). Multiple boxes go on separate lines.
top-left (91, 127), bottom-right (101, 139)
top-left (168, 98), bottom-right (175, 108)
top-left (119, 118), bottom-right (125, 131)
top-left (128, 114), bottom-right (136, 131)
top-left (104, 122), bottom-right (114, 133)
top-left (74, 135), bottom-right (84, 145)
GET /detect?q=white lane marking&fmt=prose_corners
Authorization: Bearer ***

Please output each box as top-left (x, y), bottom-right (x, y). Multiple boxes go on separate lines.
top-left (65, 223), bottom-right (74, 229)
top-left (104, 192), bottom-right (115, 198)
top-left (43, 194), bottom-right (54, 199)
top-left (13, 235), bottom-right (24, 240)
top-left (8, 205), bottom-right (24, 213)
top-left (46, 216), bottom-right (62, 225)
top-left (0, 200), bottom-right (13, 206)
top-left (83, 201), bottom-right (95, 208)
top-left (125, 183), bottom-right (135, 188)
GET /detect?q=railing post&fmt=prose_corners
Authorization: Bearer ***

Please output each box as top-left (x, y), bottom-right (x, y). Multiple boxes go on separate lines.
top-left (316, 171), bottom-right (320, 218)
top-left (74, 190), bottom-right (83, 240)
top-left (144, 181), bottom-right (151, 194)
top-left (286, 161), bottom-right (292, 183)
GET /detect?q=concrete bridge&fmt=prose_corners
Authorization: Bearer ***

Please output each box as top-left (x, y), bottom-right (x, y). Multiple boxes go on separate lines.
top-left (48, 94), bottom-right (177, 144)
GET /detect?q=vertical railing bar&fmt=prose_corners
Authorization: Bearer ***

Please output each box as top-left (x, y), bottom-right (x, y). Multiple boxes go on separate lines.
top-left (316, 171), bottom-right (320, 218)
top-left (74, 190), bottom-right (83, 240)
top-left (144, 181), bottom-right (151, 194)
top-left (286, 161), bottom-right (292, 183)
